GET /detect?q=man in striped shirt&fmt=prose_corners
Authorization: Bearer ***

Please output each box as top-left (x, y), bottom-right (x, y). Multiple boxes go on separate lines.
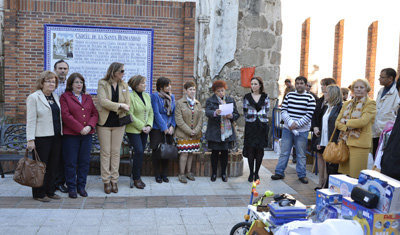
top-left (271, 76), bottom-right (316, 184)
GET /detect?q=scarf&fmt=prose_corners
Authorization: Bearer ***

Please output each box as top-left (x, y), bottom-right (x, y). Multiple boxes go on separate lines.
top-left (217, 95), bottom-right (233, 141)
top-left (186, 96), bottom-right (195, 107)
top-left (338, 96), bottom-right (366, 141)
top-left (158, 91), bottom-right (172, 116)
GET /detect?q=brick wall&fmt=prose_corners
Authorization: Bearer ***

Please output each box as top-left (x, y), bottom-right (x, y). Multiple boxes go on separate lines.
top-left (2, 0), bottom-right (195, 122)
top-left (365, 21), bottom-right (378, 97)
top-left (333, 19), bottom-right (344, 86)
top-left (300, 18), bottom-right (310, 77)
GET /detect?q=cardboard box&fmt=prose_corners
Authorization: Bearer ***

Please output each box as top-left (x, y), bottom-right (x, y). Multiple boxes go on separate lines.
top-left (358, 169), bottom-right (400, 213)
top-left (342, 197), bottom-right (400, 235)
top-left (315, 189), bottom-right (343, 212)
top-left (328, 174), bottom-right (358, 197)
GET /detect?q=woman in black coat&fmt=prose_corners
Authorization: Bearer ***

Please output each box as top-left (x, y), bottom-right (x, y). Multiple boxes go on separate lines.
top-left (315, 85), bottom-right (342, 190)
top-left (205, 80), bottom-right (240, 182)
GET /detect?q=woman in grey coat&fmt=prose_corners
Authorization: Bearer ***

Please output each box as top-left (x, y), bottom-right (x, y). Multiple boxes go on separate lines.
top-left (205, 80), bottom-right (240, 182)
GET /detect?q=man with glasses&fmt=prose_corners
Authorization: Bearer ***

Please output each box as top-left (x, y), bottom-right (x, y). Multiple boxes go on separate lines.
top-left (53, 59), bottom-right (70, 193)
top-left (372, 68), bottom-right (400, 160)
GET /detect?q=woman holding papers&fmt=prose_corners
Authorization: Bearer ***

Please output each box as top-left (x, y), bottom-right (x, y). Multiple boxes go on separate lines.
top-left (205, 80), bottom-right (240, 182)
top-left (243, 77), bottom-right (270, 182)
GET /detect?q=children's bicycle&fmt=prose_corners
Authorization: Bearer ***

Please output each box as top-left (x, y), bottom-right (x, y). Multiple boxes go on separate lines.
top-left (230, 180), bottom-right (274, 235)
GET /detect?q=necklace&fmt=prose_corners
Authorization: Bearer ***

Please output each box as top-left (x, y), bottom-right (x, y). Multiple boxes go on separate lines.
top-left (45, 95), bottom-right (54, 105)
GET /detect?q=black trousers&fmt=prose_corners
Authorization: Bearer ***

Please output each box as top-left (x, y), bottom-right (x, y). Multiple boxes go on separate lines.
top-left (211, 150), bottom-right (228, 176)
top-left (245, 147), bottom-right (264, 176)
top-left (32, 135), bottom-right (62, 198)
top-left (150, 129), bottom-right (172, 178)
top-left (372, 137), bottom-right (380, 160)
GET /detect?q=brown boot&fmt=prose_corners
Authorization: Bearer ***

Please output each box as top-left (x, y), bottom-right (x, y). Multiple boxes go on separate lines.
top-left (111, 182), bottom-right (118, 193)
top-left (104, 183), bottom-right (111, 194)
top-left (134, 180), bottom-right (145, 189)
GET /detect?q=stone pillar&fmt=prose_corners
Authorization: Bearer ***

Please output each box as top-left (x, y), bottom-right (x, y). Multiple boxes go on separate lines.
top-left (333, 19), bottom-right (344, 86)
top-left (365, 21), bottom-right (378, 98)
top-left (300, 18), bottom-right (310, 78)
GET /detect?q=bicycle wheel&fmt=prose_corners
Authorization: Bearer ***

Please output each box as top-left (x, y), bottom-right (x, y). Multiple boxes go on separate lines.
top-left (230, 222), bottom-right (251, 235)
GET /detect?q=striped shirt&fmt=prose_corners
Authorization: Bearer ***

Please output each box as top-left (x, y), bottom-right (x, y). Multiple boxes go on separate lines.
top-left (281, 91), bottom-right (316, 132)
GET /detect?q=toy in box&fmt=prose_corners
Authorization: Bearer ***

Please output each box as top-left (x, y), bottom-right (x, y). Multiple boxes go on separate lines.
top-left (328, 174), bottom-right (358, 197)
top-left (342, 197), bottom-right (400, 235)
top-left (315, 189), bottom-right (342, 222)
top-left (358, 169), bottom-right (400, 213)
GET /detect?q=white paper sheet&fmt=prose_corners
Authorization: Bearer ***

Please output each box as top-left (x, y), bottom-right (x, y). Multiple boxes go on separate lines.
top-left (219, 103), bottom-right (233, 115)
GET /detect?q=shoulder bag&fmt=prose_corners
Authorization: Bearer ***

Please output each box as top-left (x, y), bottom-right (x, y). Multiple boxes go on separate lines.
top-left (13, 149), bottom-right (46, 188)
top-left (322, 127), bottom-right (349, 164)
top-left (153, 134), bottom-right (178, 160)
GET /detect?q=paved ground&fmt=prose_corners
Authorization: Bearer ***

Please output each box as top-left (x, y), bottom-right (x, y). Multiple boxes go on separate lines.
top-left (0, 151), bottom-right (319, 235)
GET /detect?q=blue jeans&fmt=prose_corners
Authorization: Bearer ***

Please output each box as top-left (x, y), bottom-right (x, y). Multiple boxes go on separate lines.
top-left (274, 128), bottom-right (308, 178)
top-left (62, 134), bottom-right (92, 192)
top-left (127, 132), bottom-right (148, 180)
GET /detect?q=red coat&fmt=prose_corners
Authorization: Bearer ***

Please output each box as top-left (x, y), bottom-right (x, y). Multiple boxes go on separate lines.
top-left (60, 91), bottom-right (99, 135)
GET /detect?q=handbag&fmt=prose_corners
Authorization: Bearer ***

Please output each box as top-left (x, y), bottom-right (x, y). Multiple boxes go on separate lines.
top-left (119, 114), bottom-right (133, 126)
top-left (322, 127), bottom-right (349, 164)
top-left (13, 149), bottom-right (46, 188)
top-left (153, 134), bottom-right (178, 160)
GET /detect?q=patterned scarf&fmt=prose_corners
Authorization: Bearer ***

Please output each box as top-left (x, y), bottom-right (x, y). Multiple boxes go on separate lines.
top-left (338, 96), bottom-right (366, 141)
top-left (158, 91), bottom-right (172, 116)
top-left (217, 96), bottom-right (233, 141)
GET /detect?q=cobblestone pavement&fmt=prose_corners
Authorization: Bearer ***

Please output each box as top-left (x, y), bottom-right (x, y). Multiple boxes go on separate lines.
top-left (0, 151), bottom-right (319, 234)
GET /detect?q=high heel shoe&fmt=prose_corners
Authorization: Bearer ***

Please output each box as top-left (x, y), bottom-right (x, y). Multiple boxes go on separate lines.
top-left (211, 174), bottom-right (217, 182)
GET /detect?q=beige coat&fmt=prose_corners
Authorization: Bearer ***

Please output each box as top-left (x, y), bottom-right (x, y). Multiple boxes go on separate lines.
top-left (96, 79), bottom-right (130, 126)
top-left (372, 84), bottom-right (400, 138)
top-left (26, 90), bottom-right (63, 141)
top-left (174, 97), bottom-right (203, 140)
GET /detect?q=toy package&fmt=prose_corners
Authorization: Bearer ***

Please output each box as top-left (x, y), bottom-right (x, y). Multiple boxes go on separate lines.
top-left (358, 170), bottom-right (400, 213)
top-left (328, 174), bottom-right (358, 197)
top-left (342, 197), bottom-right (400, 235)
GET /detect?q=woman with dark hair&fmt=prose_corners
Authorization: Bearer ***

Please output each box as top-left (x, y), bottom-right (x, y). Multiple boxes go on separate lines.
top-left (126, 75), bottom-right (154, 189)
top-left (60, 73), bottom-right (98, 198)
top-left (26, 71), bottom-right (62, 202)
top-left (150, 77), bottom-right (176, 183)
top-left (205, 80), bottom-right (240, 182)
top-left (97, 62), bottom-right (130, 194)
top-left (243, 77), bottom-right (269, 182)
top-left (314, 85), bottom-right (342, 190)
top-left (175, 81), bottom-right (203, 183)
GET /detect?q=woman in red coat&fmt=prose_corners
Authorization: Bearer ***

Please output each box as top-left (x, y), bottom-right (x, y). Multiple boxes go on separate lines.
top-left (60, 73), bottom-right (99, 198)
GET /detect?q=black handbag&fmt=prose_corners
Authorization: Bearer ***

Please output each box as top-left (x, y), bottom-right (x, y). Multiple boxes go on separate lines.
top-left (119, 114), bottom-right (133, 126)
top-left (153, 135), bottom-right (178, 159)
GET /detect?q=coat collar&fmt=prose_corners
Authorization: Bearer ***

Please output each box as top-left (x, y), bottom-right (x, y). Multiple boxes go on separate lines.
top-left (181, 96), bottom-right (200, 105)
top-left (65, 91), bottom-right (87, 106)
top-left (37, 89), bottom-right (60, 108)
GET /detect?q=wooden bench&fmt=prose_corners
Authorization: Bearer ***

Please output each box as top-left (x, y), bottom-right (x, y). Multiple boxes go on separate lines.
top-left (1, 123), bottom-right (243, 179)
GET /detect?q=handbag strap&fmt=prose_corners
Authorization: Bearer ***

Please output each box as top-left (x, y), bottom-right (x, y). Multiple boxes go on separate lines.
top-left (328, 126), bottom-right (338, 143)
top-left (25, 149), bottom-right (42, 162)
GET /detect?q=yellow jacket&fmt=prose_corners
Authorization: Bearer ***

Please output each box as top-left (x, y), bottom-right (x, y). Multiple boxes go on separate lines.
top-left (335, 97), bottom-right (376, 148)
top-left (96, 79), bottom-right (130, 126)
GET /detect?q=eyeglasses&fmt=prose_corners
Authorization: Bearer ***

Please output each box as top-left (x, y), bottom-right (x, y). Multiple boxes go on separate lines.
top-left (119, 70), bottom-right (125, 73)
top-left (44, 80), bottom-right (56, 84)
top-left (73, 81), bottom-right (84, 84)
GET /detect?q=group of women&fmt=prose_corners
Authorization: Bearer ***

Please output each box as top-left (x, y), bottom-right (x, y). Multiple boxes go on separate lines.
top-left (26, 61), bottom-right (270, 201)
top-left (312, 78), bottom-right (377, 190)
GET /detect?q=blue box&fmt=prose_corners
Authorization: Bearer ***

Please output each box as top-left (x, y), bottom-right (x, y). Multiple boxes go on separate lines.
top-left (328, 174), bottom-right (358, 197)
top-left (315, 188), bottom-right (343, 212)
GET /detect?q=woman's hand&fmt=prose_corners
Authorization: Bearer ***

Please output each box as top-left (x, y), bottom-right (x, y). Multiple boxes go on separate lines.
top-left (313, 127), bottom-right (320, 137)
top-left (191, 131), bottom-right (195, 136)
top-left (168, 126), bottom-right (174, 135)
top-left (215, 109), bottom-right (222, 115)
top-left (226, 114), bottom-right (233, 119)
top-left (316, 145), bottom-right (322, 150)
top-left (80, 126), bottom-right (91, 135)
top-left (27, 140), bottom-right (35, 151)
top-left (142, 126), bottom-right (151, 134)
top-left (119, 103), bottom-right (130, 111)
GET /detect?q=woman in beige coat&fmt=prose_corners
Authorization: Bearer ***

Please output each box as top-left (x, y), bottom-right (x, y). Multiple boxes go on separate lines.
top-left (174, 81), bottom-right (203, 183)
top-left (97, 62), bottom-right (130, 194)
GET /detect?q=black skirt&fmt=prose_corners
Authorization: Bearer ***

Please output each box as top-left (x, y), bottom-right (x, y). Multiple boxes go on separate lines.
top-left (243, 119), bottom-right (268, 148)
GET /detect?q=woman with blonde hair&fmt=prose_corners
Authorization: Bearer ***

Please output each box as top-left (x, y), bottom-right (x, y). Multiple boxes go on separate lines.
top-left (335, 79), bottom-right (376, 178)
top-left (315, 85), bottom-right (342, 190)
top-left (97, 62), bottom-right (130, 194)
